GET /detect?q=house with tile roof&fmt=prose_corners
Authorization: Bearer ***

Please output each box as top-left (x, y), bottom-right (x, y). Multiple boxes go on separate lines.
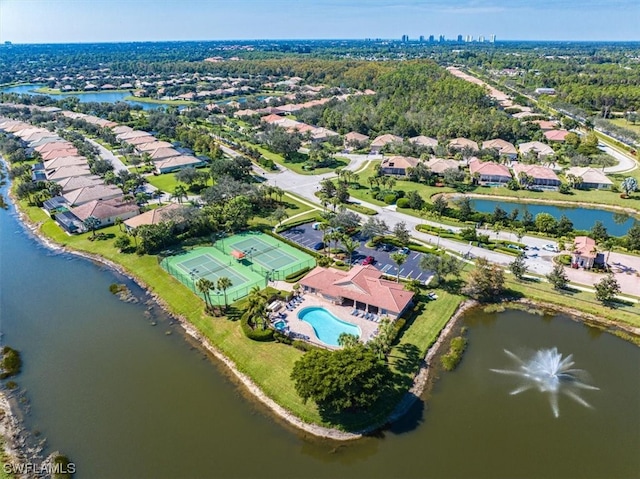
top-left (512, 164), bottom-right (561, 189)
top-left (449, 137), bottom-right (479, 152)
top-left (571, 236), bottom-right (597, 269)
top-left (544, 130), bottom-right (571, 142)
top-left (56, 175), bottom-right (104, 193)
top-left (299, 265), bottom-right (414, 318)
top-left (63, 184), bottom-right (124, 206)
top-left (344, 132), bottom-right (369, 150)
top-left (124, 203), bottom-right (185, 230)
top-left (565, 167), bottom-right (613, 189)
top-left (70, 199), bottom-right (139, 231)
top-left (469, 159), bottom-right (512, 186)
top-left (518, 141), bottom-right (555, 159)
top-left (409, 136), bottom-right (438, 148)
top-left (154, 155), bottom-right (206, 174)
top-left (482, 139), bottom-right (518, 159)
top-left (424, 158), bottom-right (462, 175)
top-left (45, 165), bottom-right (92, 181)
top-left (380, 156), bottom-right (420, 176)
top-left (370, 134), bottom-right (403, 154)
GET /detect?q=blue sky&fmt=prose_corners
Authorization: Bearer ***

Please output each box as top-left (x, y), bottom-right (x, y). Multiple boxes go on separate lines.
top-left (1, 0), bottom-right (638, 43)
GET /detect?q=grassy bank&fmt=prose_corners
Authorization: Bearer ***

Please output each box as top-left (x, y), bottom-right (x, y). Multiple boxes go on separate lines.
top-left (18, 199), bottom-right (464, 431)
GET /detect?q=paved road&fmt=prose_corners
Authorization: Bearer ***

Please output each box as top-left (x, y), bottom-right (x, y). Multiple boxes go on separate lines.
top-left (600, 142), bottom-right (638, 173)
top-left (86, 138), bottom-right (128, 173)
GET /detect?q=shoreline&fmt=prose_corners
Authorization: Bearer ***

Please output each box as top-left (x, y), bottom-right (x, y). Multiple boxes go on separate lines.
top-left (4, 186), bottom-right (638, 443)
top-left (445, 192), bottom-right (640, 216)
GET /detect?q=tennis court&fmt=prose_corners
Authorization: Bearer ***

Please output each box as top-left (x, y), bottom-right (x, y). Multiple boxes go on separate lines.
top-left (160, 247), bottom-right (266, 305)
top-left (216, 231), bottom-right (316, 281)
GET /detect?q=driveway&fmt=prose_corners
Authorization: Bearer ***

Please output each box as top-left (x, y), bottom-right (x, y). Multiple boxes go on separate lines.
top-left (279, 222), bottom-right (433, 283)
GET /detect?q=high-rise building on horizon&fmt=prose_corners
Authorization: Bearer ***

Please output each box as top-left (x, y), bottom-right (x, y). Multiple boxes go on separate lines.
top-left (457, 34), bottom-right (463, 42)
top-left (429, 35), bottom-right (435, 42)
top-left (490, 34), bottom-right (496, 43)
top-left (419, 35), bottom-right (424, 42)
top-left (439, 35), bottom-right (445, 42)
top-left (401, 34), bottom-right (409, 42)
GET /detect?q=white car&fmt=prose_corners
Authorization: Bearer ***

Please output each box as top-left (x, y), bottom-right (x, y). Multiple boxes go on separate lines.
top-left (542, 244), bottom-right (559, 253)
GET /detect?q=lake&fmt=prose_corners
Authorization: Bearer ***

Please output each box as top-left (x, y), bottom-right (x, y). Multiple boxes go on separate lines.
top-left (470, 198), bottom-right (638, 237)
top-left (1, 175), bottom-right (638, 478)
top-left (1, 84), bottom-right (167, 110)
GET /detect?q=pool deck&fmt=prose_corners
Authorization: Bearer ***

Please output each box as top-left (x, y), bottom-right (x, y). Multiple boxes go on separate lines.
top-left (279, 294), bottom-right (379, 349)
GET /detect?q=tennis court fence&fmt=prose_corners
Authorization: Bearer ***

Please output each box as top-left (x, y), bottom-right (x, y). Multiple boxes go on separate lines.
top-left (159, 257), bottom-right (267, 305)
top-left (250, 257), bottom-right (317, 281)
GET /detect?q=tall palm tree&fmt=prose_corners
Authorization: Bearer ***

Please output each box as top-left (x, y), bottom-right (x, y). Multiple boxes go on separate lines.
top-left (390, 252), bottom-right (408, 282)
top-left (244, 286), bottom-right (268, 330)
top-left (173, 185), bottom-right (187, 204)
top-left (83, 216), bottom-right (100, 239)
top-left (196, 278), bottom-right (215, 308)
top-left (341, 236), bottom-right (359, 269)
top-left (318, 223), bottom-right (330, 256)
top-left (216, 277), bottom-right (233, 311)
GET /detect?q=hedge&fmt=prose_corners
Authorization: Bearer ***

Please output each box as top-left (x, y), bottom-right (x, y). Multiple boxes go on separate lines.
top-left (346, 203), bottom-right (378, 215)
top-left (241, 315), bottom-right (275, 342)
top-left (396, 198), bottom-right (410, 208)
top-left (263, 229), bottom-right (323, 258)
top-left (285, 266), bottom-right (311, 283)
top-left (276, 215), bottom-right (324, 233)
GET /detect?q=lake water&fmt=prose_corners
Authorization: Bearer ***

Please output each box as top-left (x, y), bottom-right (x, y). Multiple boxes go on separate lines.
top-left (1, 176), bottom-right (638, 478)
top-left (470, 198), bottom-right (638, 237)
top-left (1, 84), bottom-right (165, 110)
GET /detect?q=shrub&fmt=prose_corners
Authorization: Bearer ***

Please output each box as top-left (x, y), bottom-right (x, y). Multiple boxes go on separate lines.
top-left (292, 340), bottom-right (317, 352)
top-left (0, 346), bottom-right (22, 379)
top-left (441, 336), bottom-right (468, 371)
top-left (274, 332), bottom-right (293, 344)
top-left (285, 267), bottom-right (311, 283)
top-left (383, 194), bottom-right (397, 204)
top-left (396, 198), bottom-right (410, 208)
top-left (240, 316), bottom-right (274, 342)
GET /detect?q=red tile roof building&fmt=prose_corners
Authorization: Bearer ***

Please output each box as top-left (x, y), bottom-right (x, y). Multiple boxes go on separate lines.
top-left (299, 265), bottom-right (414, 318)
top-left (469, 159), bottom-right (512, 185)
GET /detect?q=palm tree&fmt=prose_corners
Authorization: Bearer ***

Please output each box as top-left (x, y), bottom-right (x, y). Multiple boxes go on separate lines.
top-left (244, 286), bottom-right (269, 330)
top-left (318, 223), bottom-right (330, 256)
top-left (173, 185), bottom-right (187, 204)
top-left (390, 252), bottom-right (408, 282)
top-left (386, 176), bottom-right (396, 191)
top-left (114, 217), bottom-right (124, 233)
top-left (341, 236), bottom-right (359, 269)
top-left (83, 216), bottom-right (100, 238)
top-left (216, 277), bottom-right (233, 311)
top-left (196, 278), bottom-right (215, 309)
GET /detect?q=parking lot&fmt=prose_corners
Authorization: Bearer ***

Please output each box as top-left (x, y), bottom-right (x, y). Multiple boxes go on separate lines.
top-left (280, 223), bottom-right (433, 283)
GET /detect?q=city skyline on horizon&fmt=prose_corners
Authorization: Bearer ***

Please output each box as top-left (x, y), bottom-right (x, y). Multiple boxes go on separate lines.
top-left (1, 0), bottom-right (638, 44)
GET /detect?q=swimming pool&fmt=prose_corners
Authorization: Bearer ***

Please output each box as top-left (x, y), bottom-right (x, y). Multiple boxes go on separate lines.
top-left (274, 320), bottom-right (287, 331)
top-left (298, 307), bottom-right (361, 347)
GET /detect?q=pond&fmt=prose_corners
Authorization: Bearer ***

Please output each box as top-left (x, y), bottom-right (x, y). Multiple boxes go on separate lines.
top-left (470, 198), bottom-right (638, 237)
top-left (1, 84), bottom-right (167, 110)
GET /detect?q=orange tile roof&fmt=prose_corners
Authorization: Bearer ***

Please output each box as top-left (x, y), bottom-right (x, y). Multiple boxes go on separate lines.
top-left (299, 265), bottom-right (414, 314)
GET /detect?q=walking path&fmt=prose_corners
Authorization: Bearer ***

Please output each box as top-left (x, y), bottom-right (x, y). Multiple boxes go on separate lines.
top-left (86, 138), bottom-right (128, 173)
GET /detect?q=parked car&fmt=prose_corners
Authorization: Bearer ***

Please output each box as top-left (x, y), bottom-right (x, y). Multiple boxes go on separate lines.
top-left (381, 244), bottom-right (393, 252)
top-left (311, 222), bottom-right (322, 230)
top-left (400, 247), bottom-right (410, 255)
top-left (312, 241), bottom-right (325, 251)
top-left (363, 255), bottom-right (375, 265)
top-left (543, 244), bottom-right (559, 252)
top-left (506, 244), bottom-right (522, 251)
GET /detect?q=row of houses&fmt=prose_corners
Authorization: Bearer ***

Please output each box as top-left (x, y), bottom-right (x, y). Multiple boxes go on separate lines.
top-left (379, 153), bottom-right (612, 190)
top-left (0, 115), bottom-right (141, 233)
top-left (61, 111), bottom-right (206, 174)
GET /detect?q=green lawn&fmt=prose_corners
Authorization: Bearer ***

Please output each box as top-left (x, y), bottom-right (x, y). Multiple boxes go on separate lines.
top-left (609, 118), bottom-right (640, 135)
top-left (146, 173), bottom-right (181, 193)
top-left (348, 157), bottom-right (640, 212)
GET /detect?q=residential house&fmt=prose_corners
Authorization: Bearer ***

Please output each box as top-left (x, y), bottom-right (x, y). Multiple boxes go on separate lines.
top-left (424, 158), bottom-right (462, 176)
top-left (63, 184), bottom-right (124, 206)
top-left (70, 199), bottom-right (139, 231)
top-left (531, 120), bottom-right (559, 131)
top-left (512, 164), bottom-right (561, 189)
top-left (565, 167), bottom-right (613, 189)
top-left (299, 265), bottom-right (414, 318)
top-left (482, 139), bottom-right (518, 160)
top-left (43, 156), bottom-right (88, 171)
top-left (370, 134), bottom-right (403, 154)
top-left (40, 148), bottom-right (80, 161)
top-left (310, 127), bottom-right (339, 143)
top-left (448, 137), bottom-right (479, 152)
top-left (135, 141), bottom-right (174, 152)
top-left (469, 159), bottom-right (512, 186)
top-left (45, 165), bottom-right (92, 181)
top-left (409, 136), bottom-right (438, 148)
top-left (380, 156), bottom-right (420, 176)
top-left (35, 141), bottom-right (76, 154)
top-left (518, 141), bottom-right (555, 160)
top-left (544, 130), bottom-right (571, 142)
top-left (344, 132), bottom-right (369, 150)
top-left (124, 203), bottom-right (184, 231)
top-left (571, 236), bottom-right (597, 269)
top-left (154, 155), bottom-right (206, 174)
top-left (56, 175), bottom-right (104, 193)
top-left (148, 147), bottom-right (181, 161)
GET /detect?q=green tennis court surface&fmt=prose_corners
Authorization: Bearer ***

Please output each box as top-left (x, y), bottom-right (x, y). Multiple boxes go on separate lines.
top-left (160, 231), bottom-right (315, 305)
top-left (217, 231), bottom-right (315, 281)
